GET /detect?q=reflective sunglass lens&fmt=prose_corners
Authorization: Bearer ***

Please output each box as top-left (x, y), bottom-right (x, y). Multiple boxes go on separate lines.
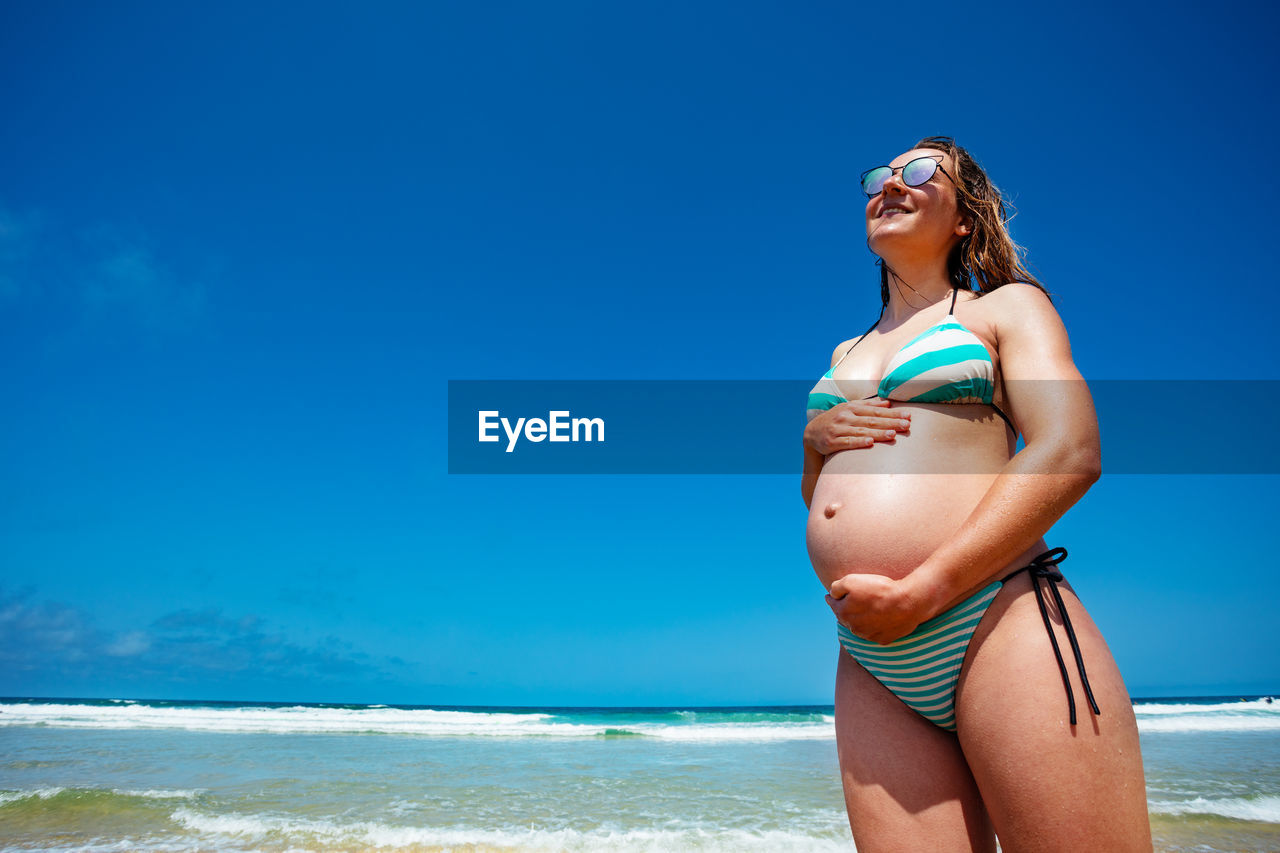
top-left (902, 157), bottom-right (939, 187)
top-left (862, 166), bottom-right (892, 197)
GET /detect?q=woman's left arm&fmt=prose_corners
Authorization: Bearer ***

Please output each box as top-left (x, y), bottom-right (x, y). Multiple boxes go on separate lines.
top-left (828, 284), bottom-right (1101, 643)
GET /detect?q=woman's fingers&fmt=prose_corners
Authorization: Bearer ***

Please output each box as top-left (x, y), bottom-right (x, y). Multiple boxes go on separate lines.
top-left (825, 575), bottom-right (919, 644)
top-left (846, 397), bottom-right (893, 410)
top-left (817, 404), bottom-right (911, 453)
top-left (825, 594), bottom-right (844, 624)
top-left (836, 403), bottom-right (912, 431)
top-left (812, 427), bottom-right (893, 455)
top-left (805, 401), bottom-right (914, 455)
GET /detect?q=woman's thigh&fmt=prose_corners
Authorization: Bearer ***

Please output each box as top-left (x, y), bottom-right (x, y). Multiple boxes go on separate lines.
top-left (955, 573), bottom-right (1152, 853)
top-left (834, 649), bottom-right (996, 853)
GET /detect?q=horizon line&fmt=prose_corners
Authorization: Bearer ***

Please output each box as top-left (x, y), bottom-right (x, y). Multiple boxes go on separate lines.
top-left (3, 692), bottom-right (1275, 710)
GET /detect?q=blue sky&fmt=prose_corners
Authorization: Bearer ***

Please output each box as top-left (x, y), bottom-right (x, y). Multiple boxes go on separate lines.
top-left (1, 0), bottom-right (1277, 705)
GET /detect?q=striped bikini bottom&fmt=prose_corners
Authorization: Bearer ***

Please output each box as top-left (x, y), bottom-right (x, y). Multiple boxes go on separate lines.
top-left (837, 548), bottom-right (1099, 732)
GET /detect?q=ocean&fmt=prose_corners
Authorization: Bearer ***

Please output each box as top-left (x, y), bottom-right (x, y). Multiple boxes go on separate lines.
top-left (0, 696), bottom-right (1276, 852)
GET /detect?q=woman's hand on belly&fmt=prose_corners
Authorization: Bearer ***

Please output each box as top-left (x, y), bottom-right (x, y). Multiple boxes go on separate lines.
top-left (805, 398), bottom-right (911, 455)
top-left (826, 571), bottom-right (933, 644)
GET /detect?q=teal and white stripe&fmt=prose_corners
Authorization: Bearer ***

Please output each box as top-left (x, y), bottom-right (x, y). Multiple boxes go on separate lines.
top-left (837, 581), bottom-right (1003, 731)
top-left (806, 314), bottom-right (997, 413)
top-left (876, 321), bottom-right (995, 404)
top-left (807, 368), bottom-right (849, 412)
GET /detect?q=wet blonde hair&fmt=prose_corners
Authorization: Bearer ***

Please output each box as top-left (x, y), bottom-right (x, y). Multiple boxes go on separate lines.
top-left (878, 136), bottom-right (1048, 304)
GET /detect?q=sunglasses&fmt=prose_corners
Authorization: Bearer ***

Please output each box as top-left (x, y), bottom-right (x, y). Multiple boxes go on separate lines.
top-left (860, 156), bottom-right (954, 198)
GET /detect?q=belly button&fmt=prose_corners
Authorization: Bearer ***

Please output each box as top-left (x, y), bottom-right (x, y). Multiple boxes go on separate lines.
top-left (824, 502), bottom-right (841, 519)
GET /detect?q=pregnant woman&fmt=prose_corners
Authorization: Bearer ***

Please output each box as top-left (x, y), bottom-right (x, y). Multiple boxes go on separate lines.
top-left (802, 138), bottom-right (1151, 851)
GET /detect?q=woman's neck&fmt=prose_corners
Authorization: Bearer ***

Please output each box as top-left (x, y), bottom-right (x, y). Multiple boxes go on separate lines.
top-left (881, 261), bottom-right (954, 323)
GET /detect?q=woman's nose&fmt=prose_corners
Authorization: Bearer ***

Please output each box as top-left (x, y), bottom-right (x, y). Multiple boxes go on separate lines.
top-left (880, 167), bottom-right (908, 195)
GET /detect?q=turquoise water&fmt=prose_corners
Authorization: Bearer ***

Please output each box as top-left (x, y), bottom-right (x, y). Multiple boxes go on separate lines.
top-left (0, 697), bottom-right (1277, 851)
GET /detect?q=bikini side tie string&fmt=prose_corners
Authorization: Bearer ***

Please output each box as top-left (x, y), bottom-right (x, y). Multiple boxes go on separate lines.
top-left (1001, 547), bottom-right (1101, 726)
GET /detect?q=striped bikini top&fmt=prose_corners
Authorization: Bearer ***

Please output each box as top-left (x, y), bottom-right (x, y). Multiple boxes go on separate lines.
top-left (807, 288), bottom-right (1017, 436)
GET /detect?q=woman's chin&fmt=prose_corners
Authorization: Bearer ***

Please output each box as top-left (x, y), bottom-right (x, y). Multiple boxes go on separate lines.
top-left (866, 221), bottom-right (912, 244)
top-left (866, 230), bottom-right (938, 264)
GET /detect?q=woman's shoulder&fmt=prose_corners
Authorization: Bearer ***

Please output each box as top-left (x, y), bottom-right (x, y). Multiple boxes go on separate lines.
top-left (980, 281), bottom-right (1052, 303)
top-left (977, 282), bottom-right (1073, 364)
top-left (827, 336), bottom-right (862, 369)
top-left (972, 282), bottom-right (1058, 320)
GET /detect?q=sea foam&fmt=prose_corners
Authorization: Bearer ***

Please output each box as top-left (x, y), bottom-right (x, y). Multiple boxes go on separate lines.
top-left (1149, 794), bottom-right (1280, 822)
top-left (1135, 698), bottom-right (1280, 733)
top-left (4, 697), bottom-right (1278, 739)
top-left (0, 787), bottom-right (65, 805)
top-left (0, 702), bottom-right (834, 741)
top-left (170, 808), bottom-right (853, 851)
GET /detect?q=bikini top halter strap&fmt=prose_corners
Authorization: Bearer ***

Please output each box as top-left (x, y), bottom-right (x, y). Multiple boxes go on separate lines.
top-left (836, 286), bottom-right (961, 367)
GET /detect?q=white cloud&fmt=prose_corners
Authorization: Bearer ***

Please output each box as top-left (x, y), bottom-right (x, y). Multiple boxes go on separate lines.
top-left (0, 588), bottom-right (405, 690)
top-left (83, 243), bottom-right (205, 329)
top-left (0, 202), bottom-right (206, 330)
top-left (104, 630), bottom-right (152, 657)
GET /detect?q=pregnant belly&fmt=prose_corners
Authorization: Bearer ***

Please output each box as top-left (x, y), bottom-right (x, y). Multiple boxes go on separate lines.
top-left (806, 471), bottom-right (998, 589)
top-left (805, 405), bottom-right (1017, 590)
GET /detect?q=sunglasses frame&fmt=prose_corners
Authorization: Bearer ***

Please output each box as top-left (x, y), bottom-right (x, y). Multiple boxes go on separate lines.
top-left (860, 155), bottom-right (954, 198)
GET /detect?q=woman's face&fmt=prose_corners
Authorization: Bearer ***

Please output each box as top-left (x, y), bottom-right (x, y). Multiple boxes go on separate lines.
top-left (864, 147), bottom-right (970, 260)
